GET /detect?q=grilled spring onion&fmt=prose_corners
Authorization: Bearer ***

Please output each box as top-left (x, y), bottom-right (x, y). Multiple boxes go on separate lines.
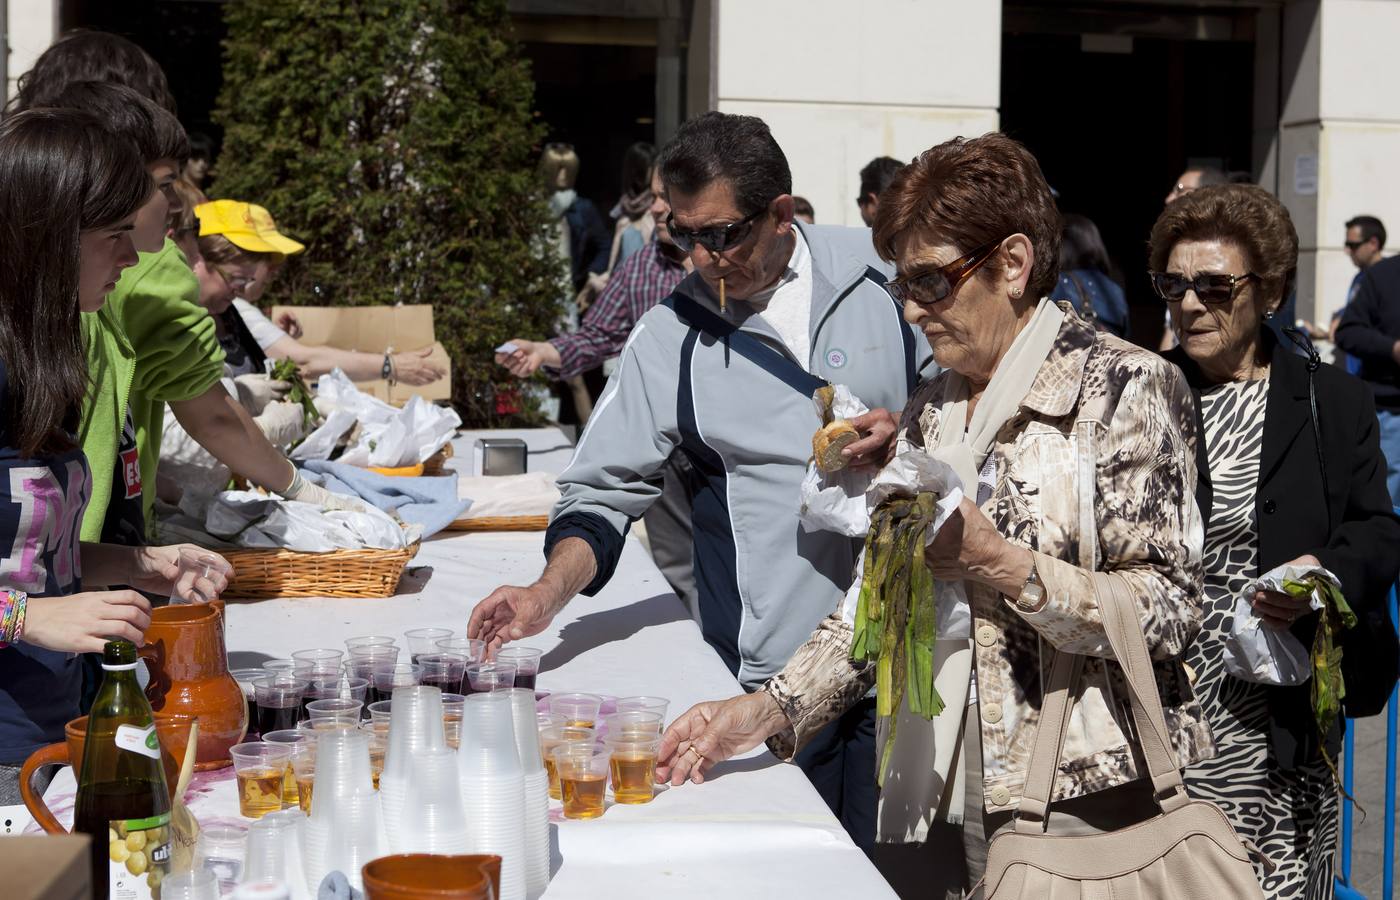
top-left (851, 492), bottom-right (943, 784)
top-left (270, 358), bottom-right (320, 431)
top-left (1280, 576), bottom-right (1356, 785)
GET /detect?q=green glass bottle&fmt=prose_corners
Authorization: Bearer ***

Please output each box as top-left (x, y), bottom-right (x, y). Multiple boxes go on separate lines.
top-left (74, 640), bottom-right (172, 899)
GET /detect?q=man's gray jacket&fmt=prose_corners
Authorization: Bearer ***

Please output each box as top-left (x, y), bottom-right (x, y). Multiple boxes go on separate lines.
top-left (545, 223), bottom-right (933, 689)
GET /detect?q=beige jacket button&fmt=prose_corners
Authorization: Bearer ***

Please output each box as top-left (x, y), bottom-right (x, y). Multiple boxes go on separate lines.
top-left (975, 625), bottom-right (997, 647)
top-left (981, 702), bottom-right (1003, 724)
top-left (989, 785), bottom-right (1012, 806)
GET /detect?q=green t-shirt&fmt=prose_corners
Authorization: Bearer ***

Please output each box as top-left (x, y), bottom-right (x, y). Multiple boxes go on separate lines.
top-left (79, 239), bottom-right (225, 540)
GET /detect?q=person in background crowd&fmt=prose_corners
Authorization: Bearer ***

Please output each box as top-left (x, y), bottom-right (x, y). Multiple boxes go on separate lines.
top-left (0, 109), bottom-right (229, 802)
top-left (471, 112), bottom-right (932, 856)
top-left (1331, 215), bottom-right (1386, 373)
top-left (5, 29), bottom-right (178, 114)
top-left (496, 165), bottom-right (696, 614)
top-left (653, 132), bottom-right (1208, 898)
top-left (793, 196), bottom-right (815, 224)
top-left (1164, 164), bottom-right (1229, 205)
top-left (1048, 212), bottom-right (1128, 336)
top-left (856, 156), bottom-right (904, 227)
top-left (1156, 184), bottom-right (1400, 897)
top-left (182, 130), bottom-right (214, 189)
top-left (605, 141), bottom-right (657, 273)
top-left (1336, 231), bottom-right (1400, 505)
top-left (15, 35), bottom-right (359, 538)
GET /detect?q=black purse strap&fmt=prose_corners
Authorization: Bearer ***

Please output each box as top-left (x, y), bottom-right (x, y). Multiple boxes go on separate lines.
top-left (665, 293), bottom-right (829, 398)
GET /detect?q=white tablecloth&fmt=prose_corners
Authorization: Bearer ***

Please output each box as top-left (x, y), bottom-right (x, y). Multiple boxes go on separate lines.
top-left (38, 430), bottom-right (896, 898)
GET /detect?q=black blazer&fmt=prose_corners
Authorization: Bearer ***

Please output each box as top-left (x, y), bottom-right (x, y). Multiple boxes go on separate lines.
top-left (1167, 329), bottom-right (1400, 764)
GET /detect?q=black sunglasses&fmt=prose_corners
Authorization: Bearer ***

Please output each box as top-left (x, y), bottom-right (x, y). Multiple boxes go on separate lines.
top-left (1149, 271), bottom-right (1259, 304)
top-left (1345, 239), bottom-right (1368, 250)
top-left (667, 207), bottom-right (765, 255)
top-left (885, 239), bottom-right (1005, 306)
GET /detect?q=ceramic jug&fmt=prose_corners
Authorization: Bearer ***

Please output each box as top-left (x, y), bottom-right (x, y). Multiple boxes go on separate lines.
top-left (362, 854), bottom-right (504, 900)
top-left (139, 602), bottom-right (247, 768)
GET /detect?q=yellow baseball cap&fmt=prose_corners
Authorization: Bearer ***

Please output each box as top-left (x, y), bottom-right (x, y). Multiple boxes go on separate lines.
top-left (195, 199), bottom-right (306, 255)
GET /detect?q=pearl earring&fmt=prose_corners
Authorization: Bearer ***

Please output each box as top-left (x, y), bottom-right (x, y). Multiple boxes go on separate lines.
top-left (1010, 286), bottom-right (1024, 299)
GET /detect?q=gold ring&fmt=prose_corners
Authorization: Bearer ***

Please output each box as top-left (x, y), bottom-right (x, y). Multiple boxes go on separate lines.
top-left (685, 745), bottom-right (705, 762)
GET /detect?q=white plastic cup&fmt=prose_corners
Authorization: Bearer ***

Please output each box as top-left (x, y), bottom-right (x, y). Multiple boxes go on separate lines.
top-left (385, 685), bottom-right (446, 783)
top-left (323, 789), bottom-right (383, 892)
top-left (241, 816), bottom-right (290, 885)
top-left (163, 868), bottom-right (221, 900)
top-left (309, 727), bottom-right (373, 822)
top-left (195, 824), bottom-right (248, 893)
top-left (404, 627), bottom-right (454, 663)
top-left (506, 688), bottom-right (546, 776)
top-left (399, 747), bottom-right (470, 854)
top-left (169, 547), bottom-right (232, 605)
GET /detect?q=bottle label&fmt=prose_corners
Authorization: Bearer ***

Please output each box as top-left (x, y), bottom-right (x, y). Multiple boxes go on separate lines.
top-left (114, 724), bottom-right (161, 761)
top-left (106, 812), bottom-right (171, 900)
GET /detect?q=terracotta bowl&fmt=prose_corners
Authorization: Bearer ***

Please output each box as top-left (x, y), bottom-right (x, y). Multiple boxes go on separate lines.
top-left (362, 854), bottom-right (503, 900)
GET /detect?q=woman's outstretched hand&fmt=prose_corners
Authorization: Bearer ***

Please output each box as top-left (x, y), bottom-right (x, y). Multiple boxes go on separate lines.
top-left (656, 692), bottom-right (791, 786)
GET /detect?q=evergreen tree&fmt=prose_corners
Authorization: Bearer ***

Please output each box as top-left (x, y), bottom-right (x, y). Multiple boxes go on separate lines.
top-left (214, 0), bottom-right (563, 424)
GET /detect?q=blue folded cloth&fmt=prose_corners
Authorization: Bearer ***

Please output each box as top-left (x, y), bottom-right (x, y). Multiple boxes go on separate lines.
top-left (301, 459), bottom-right (471, 539)
top-left (318, 871), bottom-right (361, 900)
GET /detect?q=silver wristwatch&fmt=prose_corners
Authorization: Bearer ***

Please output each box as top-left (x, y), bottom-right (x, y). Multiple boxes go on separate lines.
top-left (1013, 557), bottom-right (1045, 612)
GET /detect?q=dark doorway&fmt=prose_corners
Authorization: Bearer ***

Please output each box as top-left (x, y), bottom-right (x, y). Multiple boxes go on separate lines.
top-left (1000, 25), bottom-right (1256, 347)
top-left (521, 40), bottom-right (657, 215)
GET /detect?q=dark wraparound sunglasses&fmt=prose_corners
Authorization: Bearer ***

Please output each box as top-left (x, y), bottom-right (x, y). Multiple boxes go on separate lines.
top-left (1149, 271), bottom-right (1259, 304)
top-left (667, 208), bottom-right (765, 255)
top-left (885, 238), bottom-right (1005, 306)
top-left (1345, 239), bottom-right (1369, 250)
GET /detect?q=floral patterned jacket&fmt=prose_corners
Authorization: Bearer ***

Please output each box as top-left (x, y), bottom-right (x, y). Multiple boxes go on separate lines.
top-left (763, 305), bottom-right (1214, 813)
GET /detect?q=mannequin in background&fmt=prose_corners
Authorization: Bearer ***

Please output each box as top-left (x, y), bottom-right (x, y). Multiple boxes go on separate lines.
top-left (540, 143), bottom-right (609, 423)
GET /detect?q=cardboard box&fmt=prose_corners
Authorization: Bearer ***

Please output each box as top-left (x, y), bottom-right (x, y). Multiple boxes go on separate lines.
top-left (270, 304), bottom-right (452, 405)
top-left (2, 834), bottom-right (91, 900)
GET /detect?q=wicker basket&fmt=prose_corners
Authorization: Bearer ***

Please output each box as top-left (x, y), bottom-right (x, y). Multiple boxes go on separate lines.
top-left (445, 515), bottom-right (549, 532)
top-left (218, 542), bottom-right (420, 599)
top-left (422, 443), bottom-right (454, 477)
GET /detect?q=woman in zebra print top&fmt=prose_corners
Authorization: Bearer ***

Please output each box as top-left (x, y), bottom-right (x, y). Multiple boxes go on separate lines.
top-left (1156, 184), bottom-right (1400, 899)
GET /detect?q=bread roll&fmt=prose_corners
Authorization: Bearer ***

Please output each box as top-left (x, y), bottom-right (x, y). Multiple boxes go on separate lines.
top-left (813, 420), bottom-right (859, 472)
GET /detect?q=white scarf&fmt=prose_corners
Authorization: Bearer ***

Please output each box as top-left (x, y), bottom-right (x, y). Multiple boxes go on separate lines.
top-left (877, 297), bottom-right (1065, 843)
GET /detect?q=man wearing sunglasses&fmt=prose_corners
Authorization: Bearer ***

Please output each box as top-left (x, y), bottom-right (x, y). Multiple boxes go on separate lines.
top-left (470, 111), bottom-right (931, 853)
top-left (1337, 219), bottom-right (1400, 503)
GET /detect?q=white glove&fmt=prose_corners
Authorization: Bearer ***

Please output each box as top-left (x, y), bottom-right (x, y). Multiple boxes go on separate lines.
top-left (255, 401), bottom-right (307, 449)
top-left (278, 467), bottom-right (368, 513)
top-left (234, 374), bottom-right (291, 416)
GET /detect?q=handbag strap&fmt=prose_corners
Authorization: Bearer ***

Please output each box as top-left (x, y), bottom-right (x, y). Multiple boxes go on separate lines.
top-left (1014, 572), bottom-right (1189, 833)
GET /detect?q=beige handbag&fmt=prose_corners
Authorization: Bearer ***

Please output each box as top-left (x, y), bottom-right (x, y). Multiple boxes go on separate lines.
top-left (981, 572), bottom-right (1266, 898)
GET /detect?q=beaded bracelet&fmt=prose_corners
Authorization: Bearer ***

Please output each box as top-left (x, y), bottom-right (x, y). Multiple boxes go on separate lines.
top-left (0, 589), bottom-right (28, 648)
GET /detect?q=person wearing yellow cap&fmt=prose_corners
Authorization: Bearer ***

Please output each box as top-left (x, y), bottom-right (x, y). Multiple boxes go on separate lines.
top-left (192, 199), bottom-right (445, 386)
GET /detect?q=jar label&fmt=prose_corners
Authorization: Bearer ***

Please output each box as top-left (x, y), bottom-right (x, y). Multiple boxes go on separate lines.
top-left (115, 723), bottom-right (160, 760)
top-left (106, 812), bottom-right (171, 900)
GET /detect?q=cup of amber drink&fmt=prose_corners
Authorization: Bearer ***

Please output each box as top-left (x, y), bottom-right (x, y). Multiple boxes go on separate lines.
top-left (601, 711), bottom-right (663, 741)
top-left (288, 738), bottom-right (318, 815)
top-left (230, 742), bottom-right (291, 818)
top-left (539, 725), bottom-right (594, 800)
top-left (551, 744), bottom-right (609, 820)
top-left (604, 735), bottom-right (661, 804)
top-left (549, 693), bottom-right (602, 729)
top-left (359, 720), bottom-right (390, 790)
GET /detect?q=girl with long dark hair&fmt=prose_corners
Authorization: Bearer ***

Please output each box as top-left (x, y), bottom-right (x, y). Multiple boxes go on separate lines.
top-left (0, 109), bottom-right (230, 802)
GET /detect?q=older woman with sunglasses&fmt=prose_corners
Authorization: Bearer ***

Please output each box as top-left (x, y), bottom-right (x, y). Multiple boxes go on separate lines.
top-left (1154, 184), bottom-right (1400, 898)
top-left (656, 133), bottom-right (1211, 897)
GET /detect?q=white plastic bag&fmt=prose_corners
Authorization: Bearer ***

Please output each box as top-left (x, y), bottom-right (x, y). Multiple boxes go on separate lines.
top-left (291, 369), bottom-right (460, 467)
top-left (798, 384), bottom-right (872, 536)
top-left (200, 490), bottom-right (415, 552)
top-left (1221, 562), bottom-right (1336, 685)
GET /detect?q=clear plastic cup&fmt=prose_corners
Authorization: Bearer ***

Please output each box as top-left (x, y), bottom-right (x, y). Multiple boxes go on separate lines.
top-left (344, 635), bottom-right (396, 652)
top-left (241, 815), bottom-right (294, 885)
top-left (441, 692), bottom-right (466, 750)
top-left (310, 728), bottom-right (374, 822)
top-left (163, 867), bottom-right (221, 900)
top-left (169, 547), bottom-right (233, 605)
top-left (346, 646), bottom-right (400, 686)
top-left (398, 747), bottom-right (468, 854)
top-left (195, 824), bottom-right (247, 893)
top-left (287, 737), bottom-right (318, 815)
top-left (230, 742), bottom-right (292, 818)
top-left (464, 662), bottom-right (515, 694)
top-left (550, 692), bottom-right (603, 729)
top-left (551, 744), bottom-right (610, 819)
top-left (323, 788), bottom-right (383, 892)
top-left (602, 710), bottom-right (664, 740)
top-left (260, 729), bottom-right (310, 808)
top-left (616, 695), bottom-right (670, 722)
top-left (368, 700), bottom-right (394, 723)
top-left (260, 659), bottom-right (296, 676)
top-left (436, 636), bottom-right (486, 664)
top-left (231, 668), bottom-right (265, 739)
top-left (306, 697), bottom-right (362, 724)
top-left (384, 685), bottom-right (446, 782)
top-left (419, 653), bottom-right (467, 694)
top-left (404, 627), bottom-right (453, 663)
top-left (291, 648), bottom-right (344, 671)
top-left (359, 720), bottom-right (389, 790)
top-left (372, 663), bottom-right (422, 707)
top-left (539, 724), bottom-right (595, 799)
top-left (604, 735), bottom-right (661, 804)
top-left (496, 646), bottom-right (543, 690)
top-left (253, 675), bottom-right (307, 736)
top-left (506, 688), bottom-right (545, 775)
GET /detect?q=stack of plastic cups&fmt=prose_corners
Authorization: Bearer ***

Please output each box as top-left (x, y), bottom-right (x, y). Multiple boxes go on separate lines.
top-left (302, 727), bottom-right (378, 894)
top-left (507, 688), bottom-right (551, 900)
top-left (398, 747), bottom-right (470, 854)
top-left (249, 810), bottom-right (309, 900)
top-left (458, 692), bottom-right (527, 900)
top-left (379, 685), bottom-right (447, 853)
